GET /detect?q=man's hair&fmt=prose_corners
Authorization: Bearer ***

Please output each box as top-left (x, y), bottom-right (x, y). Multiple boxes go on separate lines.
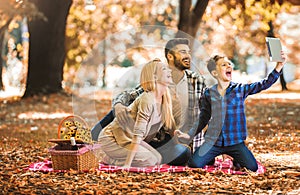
top-left (164, 38), bottom-right (190, 59)
top-left (207, 55), bottom-right (225, 73)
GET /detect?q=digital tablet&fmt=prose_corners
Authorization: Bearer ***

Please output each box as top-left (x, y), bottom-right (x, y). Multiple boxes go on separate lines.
top-left (265, 37), bottom-right (283, 62)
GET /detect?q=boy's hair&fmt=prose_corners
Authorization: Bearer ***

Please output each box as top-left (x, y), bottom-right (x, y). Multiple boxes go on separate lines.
top-left (207, 55), bottom-right (225, 73)
top-left (164, 38), bottom-right (190, 59)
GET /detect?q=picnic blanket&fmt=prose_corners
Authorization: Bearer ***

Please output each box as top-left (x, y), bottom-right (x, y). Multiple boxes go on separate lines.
top-left (26, 158), bottom-right (266, 175)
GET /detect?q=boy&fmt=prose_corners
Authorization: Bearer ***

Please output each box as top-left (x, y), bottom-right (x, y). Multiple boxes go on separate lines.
top-left (176, 51), bottom-right (287, 171)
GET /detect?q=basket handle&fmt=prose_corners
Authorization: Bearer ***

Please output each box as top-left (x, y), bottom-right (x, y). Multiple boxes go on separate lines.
top-left (57, 115), bottom-right (89, 139)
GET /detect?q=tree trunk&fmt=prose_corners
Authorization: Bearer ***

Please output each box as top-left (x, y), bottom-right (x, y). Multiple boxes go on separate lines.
top-left (280, 73), bottom-right (288, 91)
top-left (24, 0), bottom-right (72, 97)
top-left (177, 0), bottom-right (209, 39)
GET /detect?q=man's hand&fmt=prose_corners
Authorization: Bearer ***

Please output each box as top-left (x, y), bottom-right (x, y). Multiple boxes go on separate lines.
top-left (174, 129), bottom-right (190, 143)
top-left (114, 103), bottom-right (133, 130)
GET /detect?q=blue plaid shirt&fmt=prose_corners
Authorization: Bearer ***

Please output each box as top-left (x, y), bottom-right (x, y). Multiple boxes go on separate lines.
top-left (189, 69), bottom-right (281, 146)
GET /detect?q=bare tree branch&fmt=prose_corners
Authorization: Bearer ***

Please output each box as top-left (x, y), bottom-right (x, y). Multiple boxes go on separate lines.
top-left (192, 0), bottom-right (209, 27)
top-left (178, 0), bottom-right (192, 33)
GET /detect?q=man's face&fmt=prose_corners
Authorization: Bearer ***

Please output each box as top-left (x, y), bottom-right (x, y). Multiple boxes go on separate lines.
top-left (171, 44), bottom-right (191, 70)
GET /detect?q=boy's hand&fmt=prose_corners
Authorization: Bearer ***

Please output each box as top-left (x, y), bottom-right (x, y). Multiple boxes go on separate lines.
top-left (275, 50), bottom-right (287, 72)
top-left (174, 129), bottom-right (190, 143)
top-left (280, 50), bottom-right (287, 64)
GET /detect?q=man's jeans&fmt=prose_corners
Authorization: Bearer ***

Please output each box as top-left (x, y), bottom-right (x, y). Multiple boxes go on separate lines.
top-left (188, 142), bottom-right (258, 172)
top-left (91, 110), bottom-right (114, 141)
top-left (149, 134), bottom-right (191, 166)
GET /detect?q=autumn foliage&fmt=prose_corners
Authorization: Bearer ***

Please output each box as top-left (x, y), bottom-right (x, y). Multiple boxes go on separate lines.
top-left (0, 90), bottom-right (299, 194)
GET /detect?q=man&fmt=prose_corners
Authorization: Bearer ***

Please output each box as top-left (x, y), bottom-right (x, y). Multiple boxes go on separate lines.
top-left (91, 38), bottom-right (206, 165)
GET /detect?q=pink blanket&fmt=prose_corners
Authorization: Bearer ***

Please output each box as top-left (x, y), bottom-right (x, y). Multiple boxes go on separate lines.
top-left (26, 159), bottom-right (266, 175)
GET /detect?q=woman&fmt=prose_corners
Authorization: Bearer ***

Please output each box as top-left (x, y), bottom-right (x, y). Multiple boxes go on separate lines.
top-left (98, 58), bottom-right (176, 167)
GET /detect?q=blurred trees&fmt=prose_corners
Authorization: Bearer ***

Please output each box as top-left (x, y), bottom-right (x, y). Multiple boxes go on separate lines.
top-left (64, 0), bottom-right (179, 87)
top-left (65, 0), bottom-right (299, 90)
top-left (199, 0), bottom-right (294, 70)
top-left (1, 0), bottom-right (299, 96)
top-left (0, 0), bottom-right (42, 91)
top-left (198, 0), bottom-right (298, 90)
top-left (64, 0), bottom-right (211, 88)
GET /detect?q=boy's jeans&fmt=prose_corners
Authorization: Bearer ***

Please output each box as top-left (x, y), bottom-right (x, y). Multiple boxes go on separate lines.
top-left (188, 142), bottom-right (258, 172)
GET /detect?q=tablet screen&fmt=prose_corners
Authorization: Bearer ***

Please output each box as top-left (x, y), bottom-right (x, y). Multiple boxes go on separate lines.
top-left (265, 37), bottom-right (283, 62)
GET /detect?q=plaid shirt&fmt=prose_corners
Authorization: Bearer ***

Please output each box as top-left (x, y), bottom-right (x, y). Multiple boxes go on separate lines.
top-left (113, 69), bottom-right (206, 151)
top-left (189, 69), bottom-right (281, 147)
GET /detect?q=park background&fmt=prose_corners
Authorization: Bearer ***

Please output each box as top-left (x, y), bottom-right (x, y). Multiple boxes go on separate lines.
top-left (0, 0), bottom-right (299, 194)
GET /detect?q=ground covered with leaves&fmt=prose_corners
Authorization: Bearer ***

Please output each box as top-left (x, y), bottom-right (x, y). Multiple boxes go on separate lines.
top-left (0, 91), bottom-right (299, 194)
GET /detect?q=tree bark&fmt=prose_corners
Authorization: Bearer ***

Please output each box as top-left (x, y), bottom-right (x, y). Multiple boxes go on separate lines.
top-left (24, 0), bottom-right (72, 97)
top-left (177, 0), bottom-right (209, 39)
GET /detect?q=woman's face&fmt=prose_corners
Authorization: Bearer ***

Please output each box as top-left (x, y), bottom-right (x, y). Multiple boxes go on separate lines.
top-left (156, 62), bottom-right (173, 86)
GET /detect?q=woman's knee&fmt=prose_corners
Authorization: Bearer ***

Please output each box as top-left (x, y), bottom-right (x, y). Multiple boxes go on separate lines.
top-left (141, 154), bottom-right (161, 166)
top-left (140, 150), bottom-right (162, 166)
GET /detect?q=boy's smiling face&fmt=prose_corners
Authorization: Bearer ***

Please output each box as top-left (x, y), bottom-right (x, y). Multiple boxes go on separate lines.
top-left (212, 57), bottom-right (233, 82)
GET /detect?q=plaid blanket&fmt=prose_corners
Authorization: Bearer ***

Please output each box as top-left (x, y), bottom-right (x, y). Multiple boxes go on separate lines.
top-left (26, 159), bottom-right (266, 175)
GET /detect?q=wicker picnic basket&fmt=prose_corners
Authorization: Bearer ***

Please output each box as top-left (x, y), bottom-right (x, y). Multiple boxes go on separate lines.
top-left (48, 115), bottom-right (102, 171)
top-left (49, 143), bottom-right (101, 171)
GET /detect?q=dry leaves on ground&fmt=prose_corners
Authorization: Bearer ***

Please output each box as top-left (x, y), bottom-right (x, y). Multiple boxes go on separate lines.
top-left (0, 91), bottom-right (299, 194)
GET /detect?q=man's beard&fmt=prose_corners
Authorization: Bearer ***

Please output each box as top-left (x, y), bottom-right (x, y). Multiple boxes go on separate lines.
top-left (174, 57), bottom-right (190, 71)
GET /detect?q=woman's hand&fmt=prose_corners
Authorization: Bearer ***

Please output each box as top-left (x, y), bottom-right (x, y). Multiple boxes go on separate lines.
top-left (123, 135), bottom-right (142, 168)
top-left (174, 129), bottom-right (190, 143)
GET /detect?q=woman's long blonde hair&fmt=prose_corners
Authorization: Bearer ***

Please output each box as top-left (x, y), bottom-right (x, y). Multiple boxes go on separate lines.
top-left (140, 59), bottom-right (176, 130)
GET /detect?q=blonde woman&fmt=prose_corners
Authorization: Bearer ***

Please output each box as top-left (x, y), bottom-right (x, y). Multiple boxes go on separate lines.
top-left (98, 59), bottom-right (177, 167)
